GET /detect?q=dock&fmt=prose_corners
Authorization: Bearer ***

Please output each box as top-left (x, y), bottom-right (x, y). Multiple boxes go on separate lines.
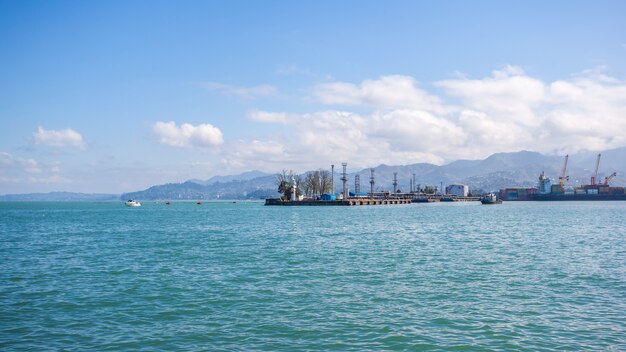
top-left (264, 196), bottom-right (481, 206)
top-left (265, 198), bottom-right (413, 206)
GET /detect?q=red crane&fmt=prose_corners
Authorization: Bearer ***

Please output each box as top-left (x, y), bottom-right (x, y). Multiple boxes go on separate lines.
top-left (590, 153), bottom-right (601, 186)
top-left (603, 172), bottom-right (617, 185)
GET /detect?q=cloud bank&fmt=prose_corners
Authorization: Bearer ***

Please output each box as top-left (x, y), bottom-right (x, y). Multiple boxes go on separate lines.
top-left (230, 66), bottom-right (626, 171)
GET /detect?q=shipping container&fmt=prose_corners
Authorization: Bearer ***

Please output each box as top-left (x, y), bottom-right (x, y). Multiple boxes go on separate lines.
top-left (551, 185), bottom-right (564, 194)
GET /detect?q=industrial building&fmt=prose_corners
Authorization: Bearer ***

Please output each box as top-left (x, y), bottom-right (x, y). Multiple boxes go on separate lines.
top-left (445, 184), bottom-right (469, 197)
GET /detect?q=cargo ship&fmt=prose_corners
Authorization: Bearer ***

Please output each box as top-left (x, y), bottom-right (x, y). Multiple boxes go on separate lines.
top-left (500, 154), bottom-right (626, 201)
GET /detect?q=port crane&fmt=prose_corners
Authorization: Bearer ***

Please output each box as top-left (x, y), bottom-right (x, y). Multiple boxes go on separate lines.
top-left (603, 172), bottom-right (617, 185)
top-left (558, 154), bottom-right (569, 187)
top-left (590, 153), bottom-right (601, 185)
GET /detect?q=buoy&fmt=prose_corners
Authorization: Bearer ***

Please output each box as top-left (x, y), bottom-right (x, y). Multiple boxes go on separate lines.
top-left (165, 202), bottom-right (171, 205)
top-left (197, 202), bottom-right (202, 205)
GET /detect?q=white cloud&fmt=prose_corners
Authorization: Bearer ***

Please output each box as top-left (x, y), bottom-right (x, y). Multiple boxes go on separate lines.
top-left (436, 66), bottom-right (626, 154)
top-left (369, 109), bottom-right (466, 153)
top-left (223, 140), bottom-right (288, 168)
top-left (0, 152), bottom-right (70, 188)
top-left (227, 66), bottom-right (626, 171)
top-left (205, 82), bottom-right (277, 99)
top-left (248, 110), bottom-right (293, 124)
top-left (436, 66), bottom-right (546, 127)
top-left (225, 110), bottom-right (448, 171)
top-left (153, 121), bottom-right (224, 148)
top-left (0, 152), bottom-right (41, 174)
top-left (314, 75), bottom-right (446, 113)
top-left (33, 127), bottom-right (85, 149)
top-left (26, 174), bottom-right (71, 184)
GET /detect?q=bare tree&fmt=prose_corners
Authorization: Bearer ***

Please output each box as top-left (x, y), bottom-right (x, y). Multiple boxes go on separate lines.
top-left (319, 170), bottom-right (332, 195)
top-left (275, 170), bottom-right (302, 200)
top-left (303, 172), bottom-right (314, 196)
top-left (302, 169), bottom-right (333, 197)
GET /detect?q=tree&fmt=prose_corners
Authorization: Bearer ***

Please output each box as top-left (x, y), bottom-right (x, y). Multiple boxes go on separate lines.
top-left (423, 185), bottom-right (435, 194)
top-left (302, 169), bottom-right (332, 197)
top-left (276, 170), bottom-right (302, 200)
top-left (319, 170), bottom-right (332, 195)
top-left (303, 171), bottom-right (319, 197)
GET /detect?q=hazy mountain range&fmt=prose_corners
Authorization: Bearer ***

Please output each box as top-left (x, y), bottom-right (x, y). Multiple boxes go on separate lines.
top-left (119, 148), bottom-right (625, 200)
top-left (2, 148), bottom-right (624, 201)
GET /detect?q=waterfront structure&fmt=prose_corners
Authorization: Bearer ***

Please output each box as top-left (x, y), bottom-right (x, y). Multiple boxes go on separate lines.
top-left (341, 163), bottom-right (348, 200)
top-left (446, 184), bottom-right (469, 197)
top-left (290, 175), bottom-right (297, 201)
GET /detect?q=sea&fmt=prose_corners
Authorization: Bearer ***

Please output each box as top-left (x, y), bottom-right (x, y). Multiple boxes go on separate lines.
top-left (1, 201), bottom-right (624, 351)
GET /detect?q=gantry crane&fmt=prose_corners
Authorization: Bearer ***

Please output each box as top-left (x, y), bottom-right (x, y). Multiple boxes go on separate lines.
top-left (558, 154), bottom-right (569, 187)
top-left (603, 172), bottom-right (617, 186)
top-left (590, 154), bottom-right (601, 185)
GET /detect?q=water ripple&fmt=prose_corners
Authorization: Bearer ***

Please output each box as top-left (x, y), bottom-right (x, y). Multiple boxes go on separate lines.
top-left (1, 201), bottom-right (625, 350)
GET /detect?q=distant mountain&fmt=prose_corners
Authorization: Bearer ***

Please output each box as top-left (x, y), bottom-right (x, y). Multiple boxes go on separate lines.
top-left (120, 148), bottom-right (626, 200)
top-left (188, 170), bottom-right (271, 185)
top-left (7, 149), bottom-right (622, 201)
top-left (567, 147), bottom-right (626, 174)
top-left (0, 192), bottom-right (119, 202)
top-left (121, 177), bottom-right (280, 201)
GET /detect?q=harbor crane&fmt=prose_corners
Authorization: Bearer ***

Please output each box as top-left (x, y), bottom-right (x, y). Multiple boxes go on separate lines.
top-left (603, 172), bottom-right (617, 186)
top-left (590, 153), bottom-right (601, 185)
top-left (558, 154), bottom-right (569, 187)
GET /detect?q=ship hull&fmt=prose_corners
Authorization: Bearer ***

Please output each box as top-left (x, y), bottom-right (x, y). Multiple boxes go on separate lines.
top-left (521, 194), bottom-right (626, 201)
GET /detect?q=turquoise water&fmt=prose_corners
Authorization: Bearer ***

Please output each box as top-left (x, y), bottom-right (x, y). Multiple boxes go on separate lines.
top-left (1, 201), bottom-right (625, 351)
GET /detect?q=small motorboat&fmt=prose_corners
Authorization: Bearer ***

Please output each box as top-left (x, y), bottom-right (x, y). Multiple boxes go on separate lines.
top-left (197, 202), bottom-right (202, 205)
top-left (480, 193), bottom-right (502, 204)
top-left (125, 199), bottom-right (141, 207)
top-left (165, 202), bottom-right (171, 205)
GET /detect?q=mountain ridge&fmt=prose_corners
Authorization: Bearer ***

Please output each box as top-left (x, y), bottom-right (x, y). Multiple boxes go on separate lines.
top-left (121, 148), bottom-right (626, 200)
top-left (3, 149), bottom-right (624, 201)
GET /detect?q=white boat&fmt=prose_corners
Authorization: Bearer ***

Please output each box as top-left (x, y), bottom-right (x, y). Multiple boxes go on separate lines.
top-left (125, 199), bottom-right (141, 207)
top-left (480, 193), bottom-right (502, 204)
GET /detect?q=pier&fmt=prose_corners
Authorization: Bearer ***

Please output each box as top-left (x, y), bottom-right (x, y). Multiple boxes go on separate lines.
top-left (265, 198), bottom-right (413, 206)
top-left (264, 196), bottom-right (480, 206)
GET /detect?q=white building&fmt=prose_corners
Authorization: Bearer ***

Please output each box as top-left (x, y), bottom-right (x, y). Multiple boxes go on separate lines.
top-left (446, 184), bottom-right (469, 197)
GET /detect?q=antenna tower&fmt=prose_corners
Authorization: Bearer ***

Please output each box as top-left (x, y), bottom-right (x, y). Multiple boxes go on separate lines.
top-left (369, 168), bottom-right (375, 199)
top-left (393, 172), bottom-right (398, 197)
top-left (331, 164), bottom-right (334, 194)
top-left (341, 163), bottom-right (348, 199)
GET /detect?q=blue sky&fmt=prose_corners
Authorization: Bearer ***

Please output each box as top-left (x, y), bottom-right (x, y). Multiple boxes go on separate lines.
top-left (1, 0), bottom-right (625, 194)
